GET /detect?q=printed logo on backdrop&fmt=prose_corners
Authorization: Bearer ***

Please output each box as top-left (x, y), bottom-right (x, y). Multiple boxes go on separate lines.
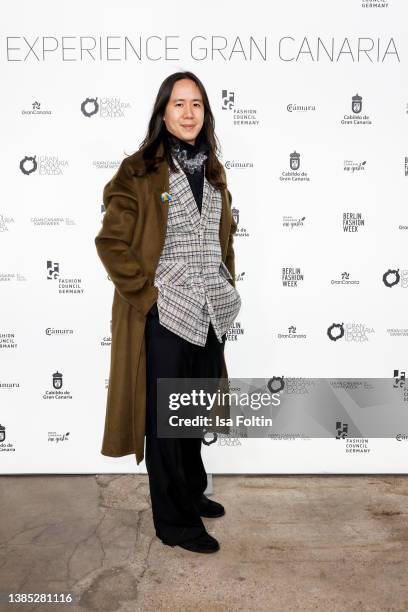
top-left (274, 376), bottom-right (312, 395)
top-left (31, 217), bottom-right (76, 227)
top-left (335, 426), bottom-right (370, 454)
top-left (331, 271), bottom-right (360, 285)
top-left (225, 321), bottom-right (244, 342)
top-left (0, 424), bottom-right (15, 452)
top-left (340, 436), bottom-right (371, 454)
top-left (0, 273), bottom-right (27, 282)
top-left (343, 212), bottom-right (365, 232)
top-left (286, 103), bottom-right (316, 113)
top-left (0, 213), bottom-right (15, 232)
top-left (268, 376), bottom-right (285, 393)
top-left (290, 151), bottom-right (300, 171)
top-left (101, 320), bottom-right (112, 347)
top-left (329, 380), bottom-right (376, 391)
top-left (0, 380), bottom-right (20, 389)
top-left (281, 267), bottom-right (304, 287)
top-left (21, 100), bottom-right (52, 116)
top-left (393, 369), bottom-right (408, 402)
top-left (268, 432), bottom-right (310, 441)
top-left (0, 333), bottom-right (17, 349)
top-left (217, 430), bottom-right (242, 446)
top-left (43, 371), bottom-right (72, 400)
top-left (224, 160), bottom-right (253, 170)
top-left (277, 325), bottom-right (307, 340)
top-left (382, 268), bottom-right (408, 288)
top-left (53, 371), bottom-right (62, 389)
top-left (394, 369), bottom-right (408, 439)
top-left (46, 261), bottom-right (84, 294)
top-left (394, 368), bottom-right (407, 385)
top-left (203, 432), bottom-right (218, 446)
top-left (327, 322), bottom-right (375, 342)
top-left (221, 90), bottom-right (260, 126)
top-left (387, 325), bottom-right (408, 337)
top-left (333, 400), bottom-right (372, 453)
top-left (231, 206), bottom-right (249, 238)
top-left (93, 160), bottom-right (121, 170)
top-left (45, 327), bottom-right (74, 336)
top-left (235, 271), bottom-right (245, 283)
top-left (80, 96), bottom-right (131, 119)
top-left (344, 160), bottom-right (367, 173)
top-left (282, 216), bottom-right (305, 230)
top-left (19, 154), bottom-right (69, 175)
top-left (280, 151), bottom-right (310, 182)
top-left (335, 418), bottom-right (348, 439)
top-left (361, 0), bottom-right (389, 7)
top-left (48, 431), bottom-right (70, 443)
top-left (341, 93), bottom-right (372, 126)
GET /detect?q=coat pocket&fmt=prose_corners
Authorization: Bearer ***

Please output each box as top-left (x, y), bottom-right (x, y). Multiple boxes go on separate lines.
top-left (154, 260), bottom-right (191, 287)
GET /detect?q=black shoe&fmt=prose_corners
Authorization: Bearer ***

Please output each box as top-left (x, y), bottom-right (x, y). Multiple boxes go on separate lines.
top-left (195, 494), bottom-right (225, 518)
top-left (177, 532), bottom-right (220, 554)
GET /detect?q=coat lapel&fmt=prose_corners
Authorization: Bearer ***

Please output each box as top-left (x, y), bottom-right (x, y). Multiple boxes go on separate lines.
top-left (147, 141), bottom-right (170, 254)
top-left (170, 155), bottom-right (213, 231)
top-left (200, 175), bottom-right (212, 228)
top-left (146, 139), bottom-right (231, 261)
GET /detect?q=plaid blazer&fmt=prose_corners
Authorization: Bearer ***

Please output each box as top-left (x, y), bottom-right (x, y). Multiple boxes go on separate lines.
top-left (153, 156), bottom-right (242, 346)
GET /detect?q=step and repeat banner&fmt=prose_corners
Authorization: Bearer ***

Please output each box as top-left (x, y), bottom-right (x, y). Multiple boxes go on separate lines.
top-left (1, 0), bottom-right (408, 473)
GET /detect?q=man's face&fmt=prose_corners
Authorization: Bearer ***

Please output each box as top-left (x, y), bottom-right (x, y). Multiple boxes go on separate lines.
top-left (164, 78), bottom-right (205, 145)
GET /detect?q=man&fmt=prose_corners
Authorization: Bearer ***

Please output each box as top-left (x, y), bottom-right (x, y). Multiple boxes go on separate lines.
top-left (95, 72), bottom-right (241, 554)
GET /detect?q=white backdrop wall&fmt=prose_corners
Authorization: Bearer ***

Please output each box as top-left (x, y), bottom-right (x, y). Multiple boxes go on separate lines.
top-left (1, 0), bottom-right (408, 473)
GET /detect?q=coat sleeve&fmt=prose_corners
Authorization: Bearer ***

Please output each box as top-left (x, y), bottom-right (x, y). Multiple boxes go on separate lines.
top-left (225, 188), bottom-right (238, 289)
top-left (95, 178), bottom-right (157, 312)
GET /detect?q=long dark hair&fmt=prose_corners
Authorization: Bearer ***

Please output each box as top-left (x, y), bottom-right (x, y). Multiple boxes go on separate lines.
top-left (129, 71), bottom-right (226, 190)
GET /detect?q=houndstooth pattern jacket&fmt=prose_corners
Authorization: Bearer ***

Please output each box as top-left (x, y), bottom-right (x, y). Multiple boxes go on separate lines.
top-left (153, 156), bottom-right (242, 346)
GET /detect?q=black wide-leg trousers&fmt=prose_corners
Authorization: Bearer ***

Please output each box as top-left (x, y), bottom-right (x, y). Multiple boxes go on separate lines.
top-left (144, 302), bottom-right (226, 545)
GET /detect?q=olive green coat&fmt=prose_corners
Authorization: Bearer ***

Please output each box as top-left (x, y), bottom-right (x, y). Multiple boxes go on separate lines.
top-left (95, 140), bottom-right (237, 465)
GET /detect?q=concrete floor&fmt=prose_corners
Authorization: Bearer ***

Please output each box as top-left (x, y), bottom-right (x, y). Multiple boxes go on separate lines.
top-left (0, 474), bottom-right (407, 611)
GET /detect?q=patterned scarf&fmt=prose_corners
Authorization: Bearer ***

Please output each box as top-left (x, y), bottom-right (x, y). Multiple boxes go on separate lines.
top-left (166, 127), bottom-right (211, 174)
